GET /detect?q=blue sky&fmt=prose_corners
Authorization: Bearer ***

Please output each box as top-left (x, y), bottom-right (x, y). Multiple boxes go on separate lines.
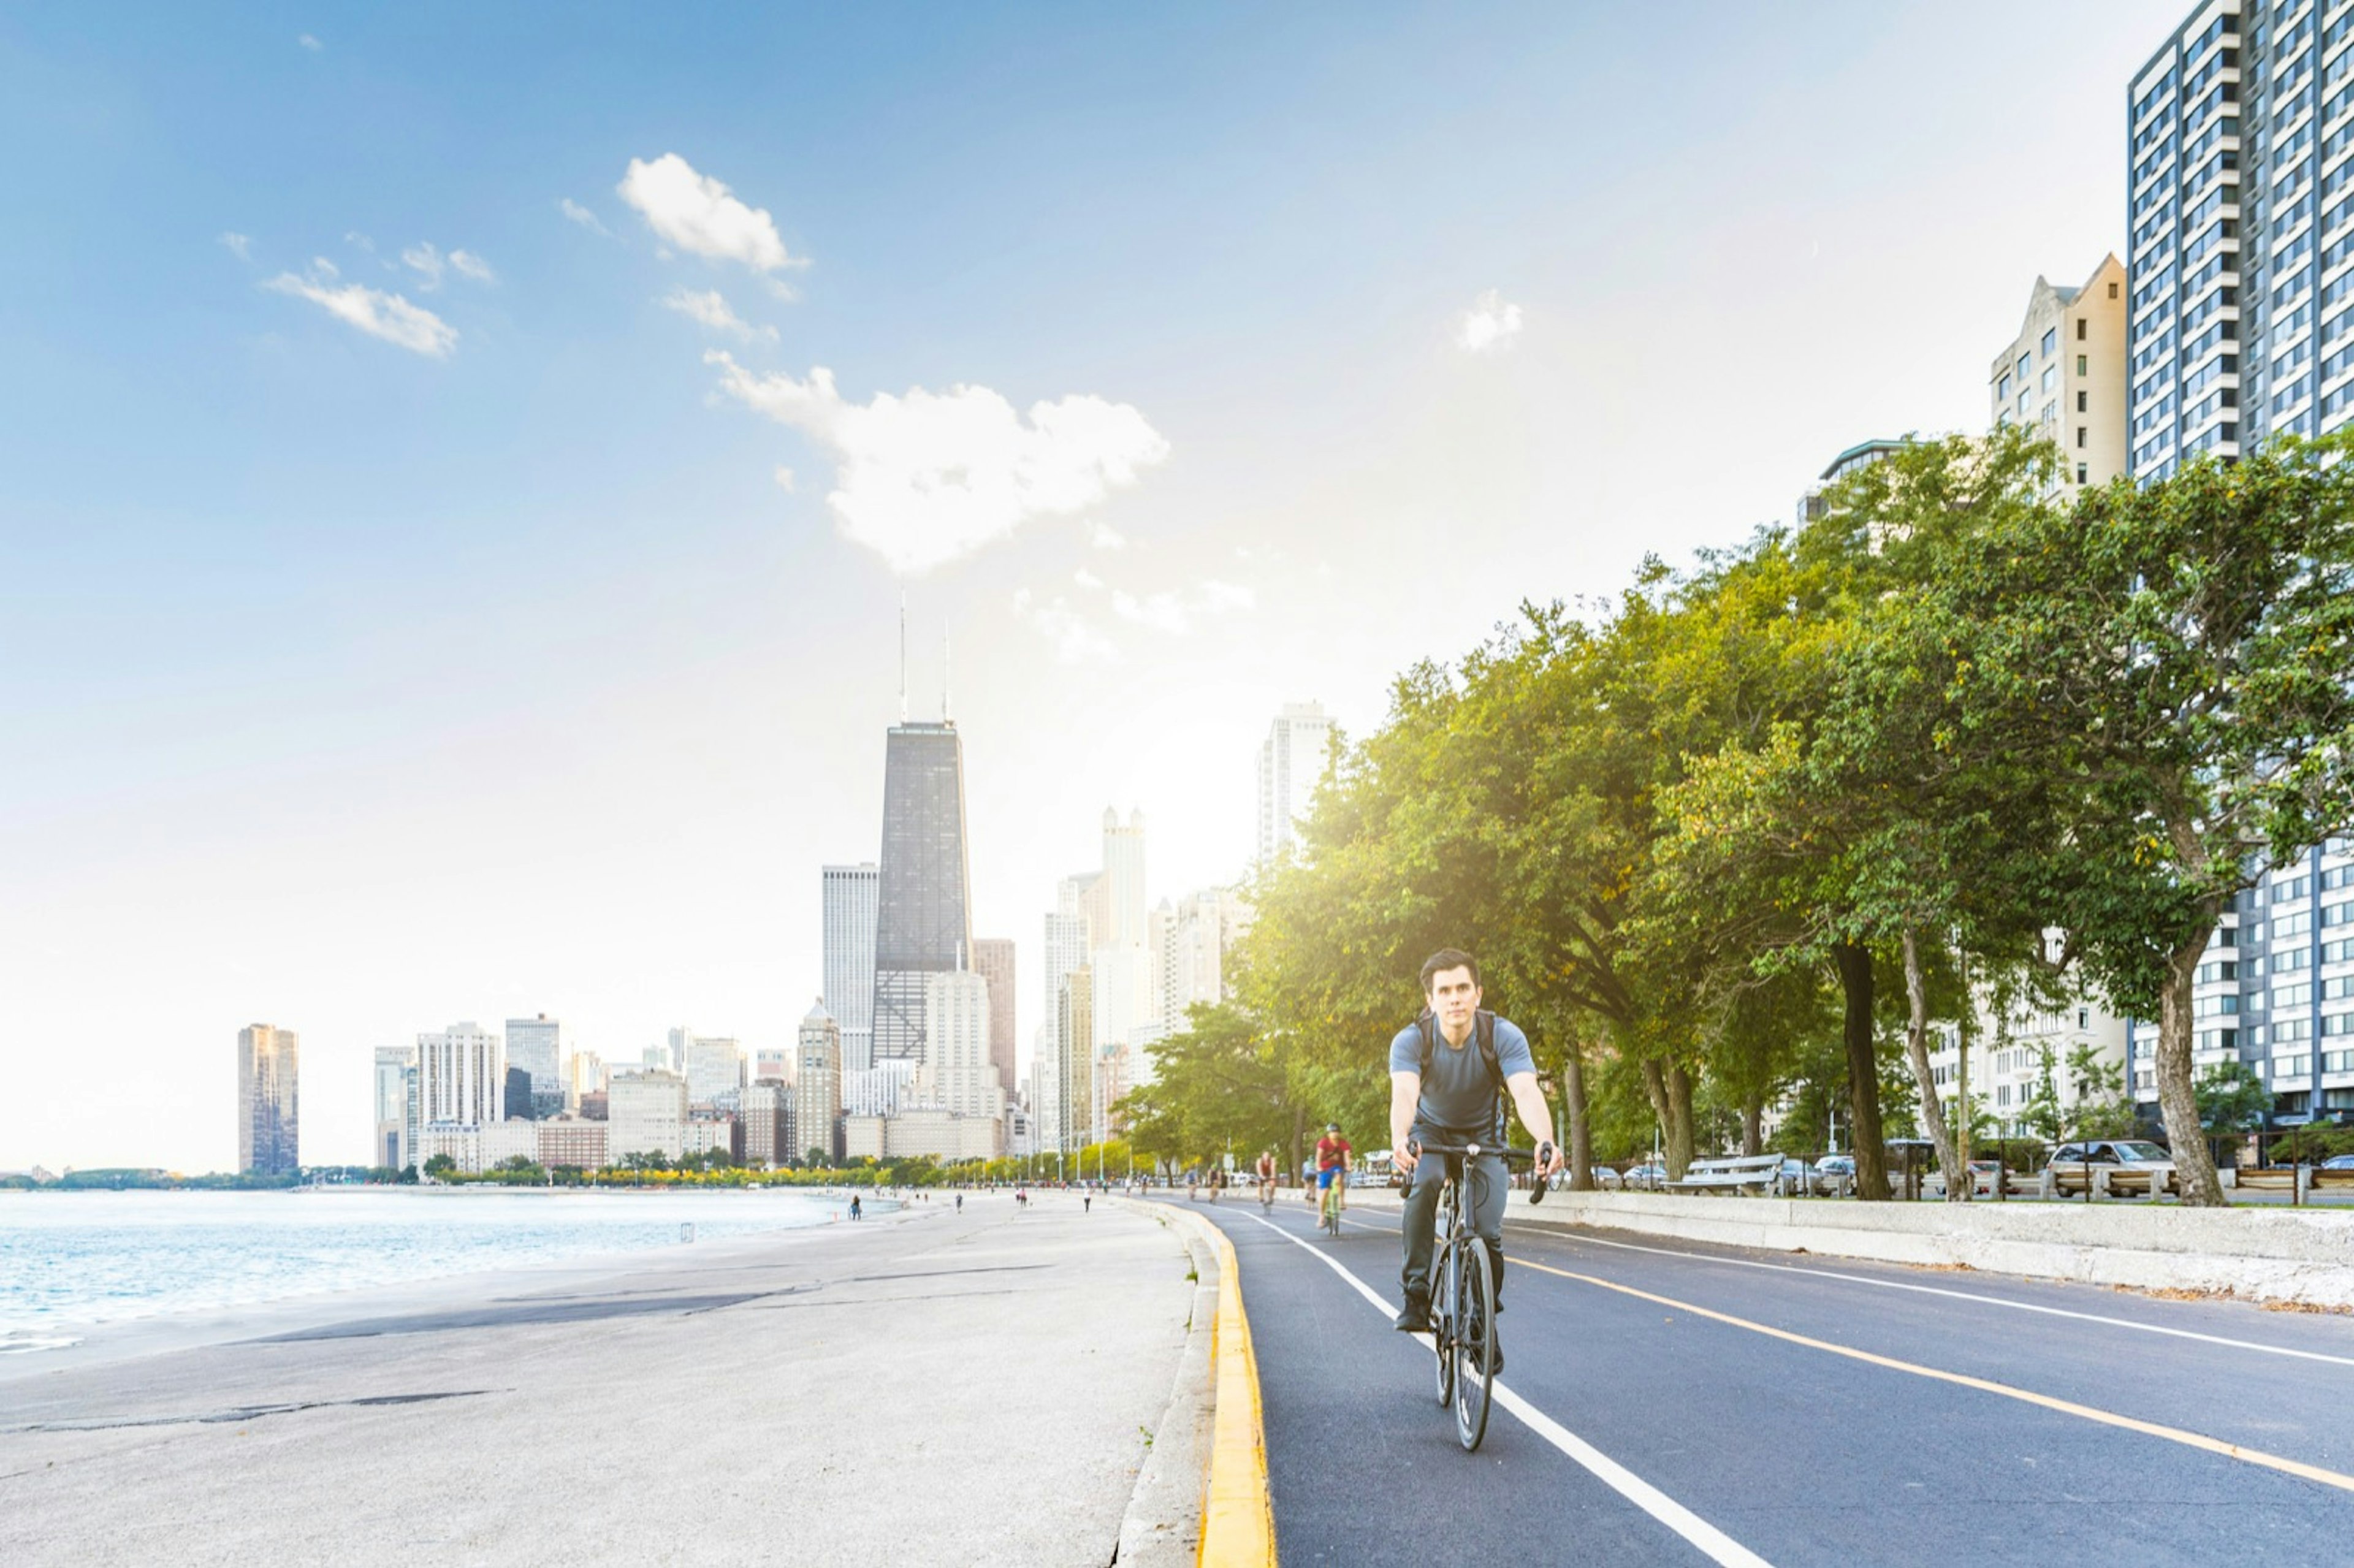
top-left (1, 2), bottom-right (2185, 1170)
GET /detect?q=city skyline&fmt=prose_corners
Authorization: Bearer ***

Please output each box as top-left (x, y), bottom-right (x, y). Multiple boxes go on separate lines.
top-left (1, 2), bottom-right (2188, 1171)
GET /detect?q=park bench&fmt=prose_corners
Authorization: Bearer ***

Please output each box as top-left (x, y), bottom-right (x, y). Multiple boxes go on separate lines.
top-left (2230, 1167), bottom-right (2354, 1198)
top-left (1664, 1153), bottom-right (1784, 1195)
top-left (2043, 1163), bottom-right (2174, 1200)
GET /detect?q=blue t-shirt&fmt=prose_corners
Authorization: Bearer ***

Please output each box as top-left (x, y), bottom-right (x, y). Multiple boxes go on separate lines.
top-left (1388, 1014), bottom-right (1536, 1136)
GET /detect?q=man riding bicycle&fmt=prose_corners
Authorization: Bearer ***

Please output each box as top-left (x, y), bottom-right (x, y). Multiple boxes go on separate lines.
top-left (1315, 1122), bottom-right (1352, 1219)
top-left (1390, 948), bottom-right (1563, 1361)
top-left (1255, 1149), bottom-right (1278, 1207)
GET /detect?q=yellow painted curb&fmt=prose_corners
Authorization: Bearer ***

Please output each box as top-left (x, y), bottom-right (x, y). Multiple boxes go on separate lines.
top-left (1193, 1213), bottom-right (1278, 1567)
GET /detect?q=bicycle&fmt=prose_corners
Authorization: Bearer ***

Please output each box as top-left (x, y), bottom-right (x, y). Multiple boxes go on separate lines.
top-left (1259, 1175), bottom-right (1276, 1210)
top-left (1410, 1137), bottom-right (1551, 1452)
top-left (1319, 1174), bottom-right (1346, 1236)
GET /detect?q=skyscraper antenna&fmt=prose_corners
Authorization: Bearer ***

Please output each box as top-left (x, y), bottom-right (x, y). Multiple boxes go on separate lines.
top-left (898, 592), bottom-right (908, 723)
top-left (942, 627), bottom-right (951, 721)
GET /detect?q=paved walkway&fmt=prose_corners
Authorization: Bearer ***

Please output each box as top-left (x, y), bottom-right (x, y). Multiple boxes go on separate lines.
top-left (0, 1193), bottom-right (1200, 1568)
top-left (1169, 1187), bottom-right (2354, 1567)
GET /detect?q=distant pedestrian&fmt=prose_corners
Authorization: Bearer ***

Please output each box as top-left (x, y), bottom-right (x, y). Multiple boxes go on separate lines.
top-left (956, 1193), bottom-right (964, 1213)
top-left (1084, 1193), bottom-right (1092, 1213)
top-left (850, 1194), bottom-right (863, 1222)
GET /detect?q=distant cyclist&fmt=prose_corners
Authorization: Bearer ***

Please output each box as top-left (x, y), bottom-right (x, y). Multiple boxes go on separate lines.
top-left (1255, 1148), bottom-right (1278, 1208)
top-left (1316, 1122), bottom-right (1353, 1220)
top-left (1390, 949), bottom-right (1563, 1355)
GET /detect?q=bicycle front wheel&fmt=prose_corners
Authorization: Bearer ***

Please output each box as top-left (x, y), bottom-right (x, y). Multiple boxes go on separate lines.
top-left (1453, 1238), bottom-right (1495, 1452)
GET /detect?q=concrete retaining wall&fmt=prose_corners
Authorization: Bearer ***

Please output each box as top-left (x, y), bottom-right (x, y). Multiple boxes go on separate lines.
top-left (1357, 1188), bottom-right (2354, 1309)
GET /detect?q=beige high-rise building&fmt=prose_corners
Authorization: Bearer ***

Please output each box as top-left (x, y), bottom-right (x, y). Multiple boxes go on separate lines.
top-left (741, 1080), bottom-right (791, 1167)
top-left (237, 1024), bottom-right (300, 1175)
top-left (971, 936), bottom-right (1017, 1097)
top-left (418, 1021), bottom-right (504, 1128)
top-left (921, 969), bottom-right (1006, 1124)
top-left (608, 1070), bottom-right (688, 1164)
top-left (1989, 253), bottom-right (2127, 495)
top-left (1257, 702), bottom-right (1334, 867)
top-left (794, 1002), bottom-right (844, 1163)
top-left (1056, 967), bottom-right (1095, 1152)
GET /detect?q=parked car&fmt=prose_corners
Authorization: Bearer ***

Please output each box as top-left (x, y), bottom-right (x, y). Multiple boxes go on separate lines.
top-left (1815, 1154), bottom-right (1856, 1178)
top-left (2047, 1139), bottom-right (2177, 1195)
top-left (2322, 1154), bottom-right (2354, 1171)
top-left (1770, 1157), bottom-right (1821, 1195)
top-left (1922, 1159), bottom-right (2003, 1198)
top-left (1622, 1162), bottom-right (1668, 1190)
top-left (1541, 1166), bottom-right (1627, 1192)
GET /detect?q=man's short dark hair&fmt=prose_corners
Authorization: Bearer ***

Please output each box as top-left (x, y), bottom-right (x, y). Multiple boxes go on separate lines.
top-left (1420, 948), bottom-right (1480, 994)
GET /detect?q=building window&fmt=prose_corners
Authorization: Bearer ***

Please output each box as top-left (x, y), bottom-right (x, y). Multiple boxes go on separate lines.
top-left (2041, 328), bottom-right (2058, 357)
top-left (2109, 281), bottom-right (2119, 298)
top-left (2078, 426), bottom-right (2089, 447)
top-left (2077, 354), bottom-right (2088, 375)
top-left (2018, 353), bottom-right (2032, 381)
top-left (2078, 390), bottom-right (2088, 411)
top-left (2000, 373), bottom-right (2013, 400)
top-left (2078, 462), bottom-right (2089, 483)
top-left (2078, 318), bottom-right (2088, 340)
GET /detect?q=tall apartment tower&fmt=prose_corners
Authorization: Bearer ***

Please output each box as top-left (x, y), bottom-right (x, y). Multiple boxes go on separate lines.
top-left (821, 862), bottom-right (880, 1072)
top-left (871, 722), bottom-right (973, 1067)
top-left (418, 1022), bottom-right (505, 1127)
top-left (505, 1014), bottom-right (565, 1119)
top-left (1257, 702), bottom-right (1335, 867)
top-left (237, 1024), bottom-right (300, 1175)
top-left (2125, 2), bottom-right (2353, 477)
top-left (795, 1002), bottom-right (845, 1163)
top-left (2122, 2), bottom-right (2354, 1127)
top-left (1989, 255), bottom-right (2130, 492)
top-left (971, 936), bottom-right (1018, 1097)
top-left (372, 1044), bottom-right (414, 1170)
top-left (1153, 889), bottom-right (1235, 1032)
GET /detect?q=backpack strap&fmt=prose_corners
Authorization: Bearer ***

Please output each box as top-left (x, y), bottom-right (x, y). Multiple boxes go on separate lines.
top-left (1415, 1010), bottom-right (1507, 1091)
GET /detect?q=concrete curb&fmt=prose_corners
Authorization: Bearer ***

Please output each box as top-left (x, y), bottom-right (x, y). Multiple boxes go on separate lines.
top-left (1143, 1201), bottom-right (1278, 1567)
top-left (1351, 1187), bottom-right (2354, 1308)
top-left (1114, 1208), bottom-right (1220, 1567)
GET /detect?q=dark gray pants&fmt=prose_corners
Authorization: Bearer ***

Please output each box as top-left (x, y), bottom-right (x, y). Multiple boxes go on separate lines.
top-left (1400, 1144), bottom-right (1507, 1308)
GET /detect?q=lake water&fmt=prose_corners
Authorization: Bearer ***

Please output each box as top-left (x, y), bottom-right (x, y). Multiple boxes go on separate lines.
top-left (0, 1188), bottom-right (849, 1355)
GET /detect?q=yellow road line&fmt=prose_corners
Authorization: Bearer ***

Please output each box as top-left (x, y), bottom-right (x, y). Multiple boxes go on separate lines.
top-left (1512, 1255), bottom-right (2354, 1497)
top-left (1195, 1214), bottom-right (1278, 1567)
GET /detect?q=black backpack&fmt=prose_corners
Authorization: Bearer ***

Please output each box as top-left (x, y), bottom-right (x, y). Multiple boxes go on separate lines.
top-left (1415, 1007), bottom-right (1507, 1135)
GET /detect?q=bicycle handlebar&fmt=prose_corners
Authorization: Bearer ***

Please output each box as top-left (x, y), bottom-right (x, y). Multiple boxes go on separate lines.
top-left (1407, 1138), bottom-right (1557, 1205)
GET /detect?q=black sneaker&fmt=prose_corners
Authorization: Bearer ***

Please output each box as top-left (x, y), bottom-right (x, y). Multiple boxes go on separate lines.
top-left (1394, 1297), bottom-right (1431, 1333)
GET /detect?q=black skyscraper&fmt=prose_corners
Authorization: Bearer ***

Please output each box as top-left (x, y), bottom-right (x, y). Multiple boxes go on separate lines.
top-left (871, 720), bottom-right (973, 1064)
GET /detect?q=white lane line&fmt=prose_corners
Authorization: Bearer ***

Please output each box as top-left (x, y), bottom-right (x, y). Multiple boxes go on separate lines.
top-left (1234, 1209), bottom-right (1773, 1568)
top-left (1335, 1208), bottom-right (2354, 1371)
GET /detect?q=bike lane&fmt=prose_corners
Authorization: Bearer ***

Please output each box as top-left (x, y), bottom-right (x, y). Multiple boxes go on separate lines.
top-left (1328, 1201), bottom-right (2354, 1566)
top-left (1154, 1193), bottom-right (1766, 1566)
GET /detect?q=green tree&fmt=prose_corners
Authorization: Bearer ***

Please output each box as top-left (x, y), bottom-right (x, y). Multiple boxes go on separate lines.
top-left (1935, 437), bottom-right (2354, 1204)
top-left (422, 1152), bottom-right (457, 1179)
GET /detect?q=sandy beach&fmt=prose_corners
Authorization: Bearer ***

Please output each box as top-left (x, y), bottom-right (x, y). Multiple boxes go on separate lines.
top-left (0, 1191), bottom-right (1204, 1567)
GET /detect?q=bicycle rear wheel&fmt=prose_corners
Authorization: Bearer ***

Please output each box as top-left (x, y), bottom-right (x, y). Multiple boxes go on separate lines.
top-left (1453, 1238), bottom-right (1495, 1452)
top-left (1431, 1240), bottom-right (1455, 1408)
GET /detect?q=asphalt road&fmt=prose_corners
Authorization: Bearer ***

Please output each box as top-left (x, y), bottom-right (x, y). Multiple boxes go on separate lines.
top-left (1164, 1189), bottom-right (2354, 1567)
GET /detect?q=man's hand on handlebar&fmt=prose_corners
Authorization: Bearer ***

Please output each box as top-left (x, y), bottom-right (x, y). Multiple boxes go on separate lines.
top-left (1393, 1135), bottom-right (1419, 1175)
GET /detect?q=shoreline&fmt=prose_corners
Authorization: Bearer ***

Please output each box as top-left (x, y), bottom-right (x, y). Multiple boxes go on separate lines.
top-left (0, 1192), bottom-right (906, 1381)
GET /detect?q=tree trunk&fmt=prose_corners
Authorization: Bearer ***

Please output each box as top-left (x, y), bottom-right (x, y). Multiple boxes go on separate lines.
top-left (1285, 1103), bottom-right (1307, 1189)
top-left (2157, 924), bottom-right (2226, 1206)
top-left (1667, 1064), bottom-right (1696, 1175)
top-left (1740, 1102), bottom-right (1764, 1157)
top-left (1902, 926), bottom-right (1968, 1201)
top-left (1834, 940), bottom-right (1892, 1200)
top-left (1638, 1057), bottom-right (1694, 1180)
top-left (1563, 1042), bottom-right (1595, 1190)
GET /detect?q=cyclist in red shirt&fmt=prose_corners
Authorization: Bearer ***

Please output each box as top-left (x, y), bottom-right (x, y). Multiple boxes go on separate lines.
top-left (1316, 1123), bottom-right (1354, 1220)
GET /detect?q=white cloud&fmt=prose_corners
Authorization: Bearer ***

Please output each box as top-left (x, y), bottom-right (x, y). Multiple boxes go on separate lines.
top-left (1088, 521), bottom-right (1127, 550)
top-left (1109, 579), bottom-right (1255, 635)
top-left (401, 242), bottom-right (496, 291)
top-left (1016, 592), bottom-right (1120, 665)
top-left (218, 232), bottom-right (252, 261)
top-left (1073, 568), bottom-right (1105, 590)
top-left (558, 198), bottom-right (611, 236)
top-left (619, 154), bottom-right (801, 273)
top-left (265, 267), bottom-right (457, 357)
top-left (298, 33), bottom-right (322, 51)
top-left (772, 466), bottom-right (796, 492)
top-left (662, 287), bottom-right (776, 341)
top-left (1453, 288), bottom-right (1524, 353)
top-left (705, 352), bottom-right (1171, 574)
